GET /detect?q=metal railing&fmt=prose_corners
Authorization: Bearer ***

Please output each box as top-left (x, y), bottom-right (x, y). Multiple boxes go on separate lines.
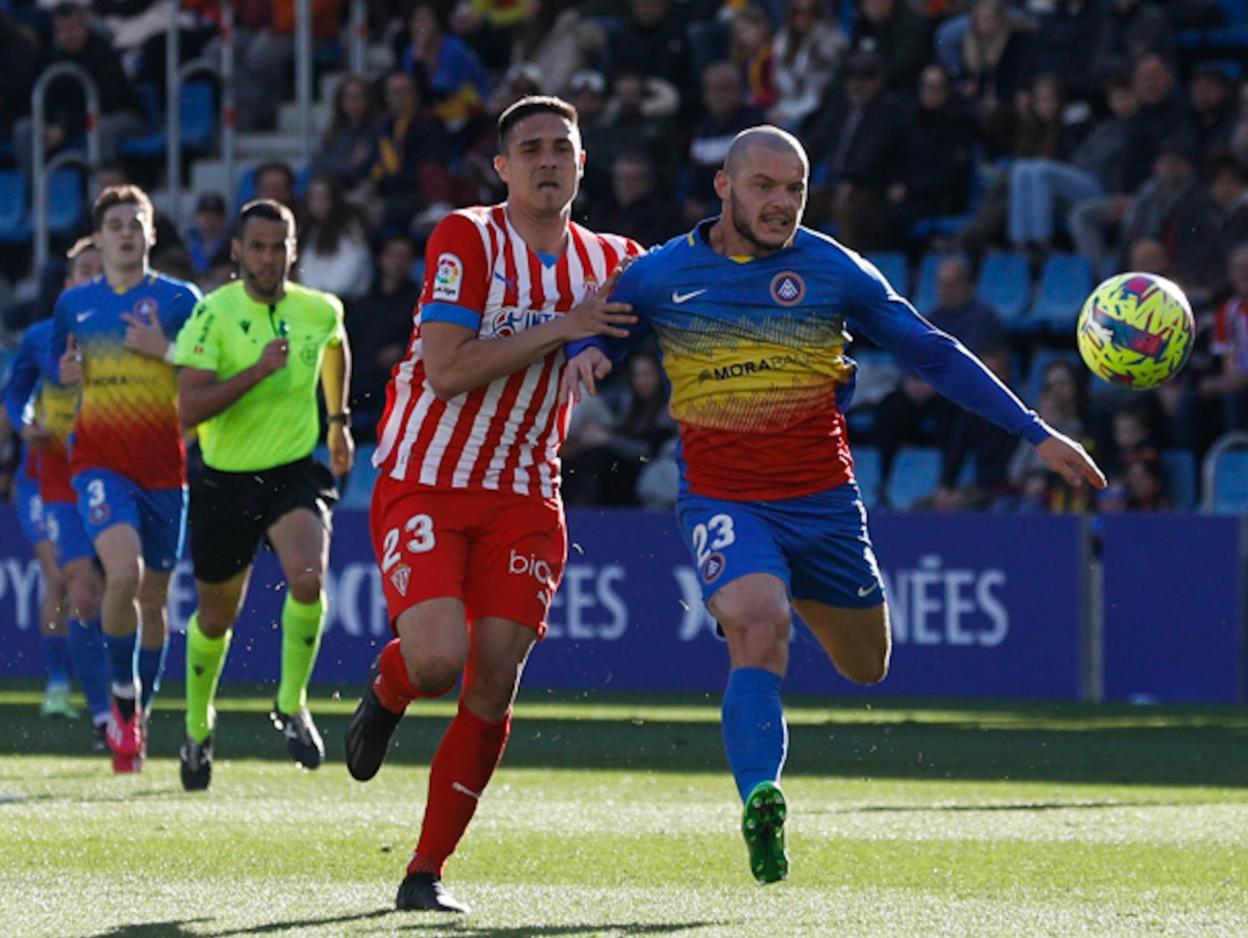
top-left (30, 62), bottom-right (99, 275)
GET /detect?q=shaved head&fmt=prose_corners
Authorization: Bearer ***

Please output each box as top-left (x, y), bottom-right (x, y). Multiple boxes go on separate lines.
top-left (724, 126), bottom-right (808, 178)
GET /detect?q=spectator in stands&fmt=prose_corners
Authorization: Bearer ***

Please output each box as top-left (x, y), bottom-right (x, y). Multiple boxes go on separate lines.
top-left (1201, 242), bottom-right (1248, 432)
top-left (1007, 71), bottom-right (1140, 258)
top-left (582, 68), bottom-right (680, 211)
top-left (570, 69), bottom-right (613, 207)
top-left (1129, 53), bottom-right (1190, 180)
top-left (254, 160), bottom-right (298, 208)
top-left (1024, 0), bottom-right (1104, 108)
top-left (609, 0), bottom-right (695, 117)
top-left (185, 192), bottom-right (229, 280)
top-left (730, 5), bottom-right (777, 112)
top-left (399, 0), bottom-right (490, 138)
top-left (484, 62), bottom-right (544, 118)
top-left (346, 234), bottom-right (421, 441)
top-left (806, 48), bottom-right (907, 249)
top-left (0, 10), bottom-right (39, 145)
top-left (297, 174), bottom-right (373, 300)
top-left (448, 0), bottom-right (536, 74)
top-left (924, 255), bottom-right (1007, 348)
top-left (314, 75), bottom-right (383, 191)
top-left (1231, 81), bottom-right (1248, 168)
top-left (14, 2), bottom-right (144, 178)
top-left (1211, 150), bottom-right (1248, 256)
top-left (1125, 234), bottom-right (1171, 274)
top-left (508, 1), bottom-right (596, 98)
top-left (1112, 137), bottom-right (1223, 297)
top-left (1121, 455), bottom-right (1169, 511)
top-left (887, 63), bottom-right (980, 233)
top-left (768, 0), bottom-right (847, 132)
top-left (872, 374), bottom-right (956, 497)
top-left (954, 0), bottom-right (1031, 118)
top-left (1005, 358), bottom-right (1096, 512)
top-left (587, 152), bottom-right (683, 248)
top-left (233, 0), bottom-right (344, 131)
top-left (682, 62), bottom-right (765, 225)
top-left (364, 70), bottom-right (453, 234)
top-left (852, 0), bottom-right (929, 93)
top-left (929, 346), bottom-right (1019, 510)
top-left (1187, 64), bottom-right (1237, 171)
top-left (961, 75), bottom-right (1078, 257)
top-left (562, 349), bottom-right (677, 506)
top-left (1091, 0), bottom-right (1174, 86)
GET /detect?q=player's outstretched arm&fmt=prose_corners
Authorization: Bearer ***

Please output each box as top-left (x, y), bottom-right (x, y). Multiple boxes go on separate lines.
top-left (321, 340), bottom-right (355, 477)
top-left (178, 339), bottom-right (288, 428)
top-left (1035, 432), bottom-right (1107, 490)
top-left (423, 263), bottom-right (635, 400)
top-left (559, 347), bottom-right (614, 405)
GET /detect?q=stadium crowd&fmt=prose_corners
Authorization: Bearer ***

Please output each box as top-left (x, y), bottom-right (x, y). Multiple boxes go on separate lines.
top-left (1, 0), bottom-right (1247, 513)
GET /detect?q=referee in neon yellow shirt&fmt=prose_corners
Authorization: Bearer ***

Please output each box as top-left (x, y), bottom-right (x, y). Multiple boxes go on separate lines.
top-left (173, 198), bottom-right (354, 790)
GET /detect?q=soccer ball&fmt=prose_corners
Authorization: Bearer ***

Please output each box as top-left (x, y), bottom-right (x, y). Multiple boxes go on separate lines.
top-left (1075, 272), bottom-right (1194, 389)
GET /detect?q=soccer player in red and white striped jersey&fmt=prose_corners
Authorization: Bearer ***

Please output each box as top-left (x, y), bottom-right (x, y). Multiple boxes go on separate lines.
top-left (346, 95), bottom-right (641, 914)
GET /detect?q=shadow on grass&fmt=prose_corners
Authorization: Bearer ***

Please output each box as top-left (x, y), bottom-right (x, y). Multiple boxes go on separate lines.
top-left (395, 922), bottom-right (728, 936)
top-left (3, 688), bottom-right (1245, 789)
top-left (810, 799), bottom-right (1193, 815)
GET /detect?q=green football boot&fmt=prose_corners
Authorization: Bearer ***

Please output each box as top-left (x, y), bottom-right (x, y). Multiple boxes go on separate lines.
top-left (742, 780), bottom-right (789, 885)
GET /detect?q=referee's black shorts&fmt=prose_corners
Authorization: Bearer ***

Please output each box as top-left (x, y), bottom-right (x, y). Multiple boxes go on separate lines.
top-left (188, 456), bottom-right (339, 584)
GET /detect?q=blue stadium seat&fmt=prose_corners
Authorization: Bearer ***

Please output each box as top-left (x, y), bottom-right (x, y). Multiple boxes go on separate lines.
top-left (47, 167), bottom-right (84, 234)
top-left (120, 81), bottom-right (217, 157)
top-left (852, 445), bottom-right (881, 509)
top-left (865, 251), bottom-right (908, 294)
top-left (886, 446), bottom-right (942, 511)
top-left (913, 252), bottom-right (952, 315)
top-left (977, 252), bottom-right (1031, 321)
top-left (0, 170), bottom-right (27, 242)
top-left (1201, 432), bottom-right (1248, 514)
top-left (1160, 449), bottom-right (1197, 512)
top-left (1031, 253), bottom-right (1093, 331)
top-left (1176, 0), bottom-right (1248, 51)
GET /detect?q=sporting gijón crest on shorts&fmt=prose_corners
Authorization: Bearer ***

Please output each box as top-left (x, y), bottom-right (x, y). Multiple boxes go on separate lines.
top-left (375, 205), bottom-right (641, 498)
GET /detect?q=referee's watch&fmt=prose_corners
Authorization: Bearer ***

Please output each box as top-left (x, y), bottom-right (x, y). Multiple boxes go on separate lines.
top-left (328, 411), bottom-right (352, 428)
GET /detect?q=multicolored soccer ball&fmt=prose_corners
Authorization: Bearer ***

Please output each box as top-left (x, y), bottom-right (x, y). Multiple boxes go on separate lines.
top-left (1075, 272), bottom-right (1194, 389)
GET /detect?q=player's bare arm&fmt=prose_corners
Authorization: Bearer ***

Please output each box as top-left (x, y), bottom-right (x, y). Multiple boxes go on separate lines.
top-left (320, 340), bottom-right (355, 477)
top-left (178, 338), bottom-right (288, 428)
top-left (1036, 433), bottom-right (1108, 490)
top-left (423, 263), bottom-right (635, 400)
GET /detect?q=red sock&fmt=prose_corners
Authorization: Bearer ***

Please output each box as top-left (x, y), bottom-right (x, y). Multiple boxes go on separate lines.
top-left (407, 702), bottom-right (511, 877)
top-left (373, 639), bottom-right (453, 713)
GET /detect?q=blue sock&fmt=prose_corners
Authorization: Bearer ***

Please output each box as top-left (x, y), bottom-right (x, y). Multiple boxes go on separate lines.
top-left (138, 642), bottom-right (168, 713)
top-left (42, 634), bottom-right (71, 688)
top-left (104, 632), bottom-right (138, 706)
top-left (68, 618), bottom-right (111, 723)
top-left (722, 667), bottom-right (788, 803)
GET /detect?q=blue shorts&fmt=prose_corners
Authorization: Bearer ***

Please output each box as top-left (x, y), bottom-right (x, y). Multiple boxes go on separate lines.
top-left (15, 476), bottom-right (46, 546)
top-left (72, 468), bottom-right (187, 573)
top-left (676, 483), bottom-right (886, 608)
top-left (44, 500), bottom-right (95, 567)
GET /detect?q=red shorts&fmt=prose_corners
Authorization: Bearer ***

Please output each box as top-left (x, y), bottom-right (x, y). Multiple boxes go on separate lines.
top-left (371, 473), bottom-right (567, 638)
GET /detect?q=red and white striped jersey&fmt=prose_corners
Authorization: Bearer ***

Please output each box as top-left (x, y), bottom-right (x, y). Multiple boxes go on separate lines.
top-left (374, 204), bottom-right (641, 499)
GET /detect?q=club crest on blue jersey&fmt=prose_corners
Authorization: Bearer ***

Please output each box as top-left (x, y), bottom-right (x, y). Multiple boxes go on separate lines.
top-left (133, 297), bottom-right (159, 323)
top-left (770, 272), bottom-right (805, 306)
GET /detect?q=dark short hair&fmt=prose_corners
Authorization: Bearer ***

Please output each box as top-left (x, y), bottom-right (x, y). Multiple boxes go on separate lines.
top-left (497, 95), bottom-right (578, 153)
top-left (236, 198), bottom-right (297, 241)
top-left (91, 184), bottom-right (155, 232)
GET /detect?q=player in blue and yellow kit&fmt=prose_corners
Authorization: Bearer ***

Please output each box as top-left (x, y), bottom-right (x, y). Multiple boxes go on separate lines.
top-left (565, 127), bottom-right (1107, 884)
top-left (50, 186), bottom-right (202, 771)
top-left (5, 239), bottom-right (112, 741)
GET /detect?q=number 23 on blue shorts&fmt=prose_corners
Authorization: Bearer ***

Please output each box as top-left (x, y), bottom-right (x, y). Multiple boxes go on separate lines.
top-left (676, 484), bottom-right (886, 609)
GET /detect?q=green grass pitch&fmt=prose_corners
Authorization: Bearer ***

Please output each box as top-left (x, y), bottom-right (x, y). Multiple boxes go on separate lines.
top-left (0, 683), bottom-right (1245, 937)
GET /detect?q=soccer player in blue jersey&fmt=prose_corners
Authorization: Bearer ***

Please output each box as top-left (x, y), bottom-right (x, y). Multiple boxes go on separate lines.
top-left (50, 186), bottom-right (202, 772)
top-left (564, 127), bottom-right (1107, 884)
top-left (4, 239), bottom-right (112, 742)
